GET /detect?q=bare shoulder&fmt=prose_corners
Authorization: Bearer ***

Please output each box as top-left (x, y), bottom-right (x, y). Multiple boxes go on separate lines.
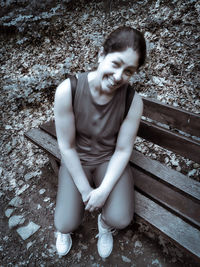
top-left (54, 78), bottom-right (72, 112)
top-left (55, 78), bottom-right (71, 100)
top-left (128, 91), bottom-right (143, 118)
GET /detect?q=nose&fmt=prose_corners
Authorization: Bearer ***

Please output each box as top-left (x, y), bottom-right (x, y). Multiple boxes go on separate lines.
top-left (113, 69), bottom-right (123, 83)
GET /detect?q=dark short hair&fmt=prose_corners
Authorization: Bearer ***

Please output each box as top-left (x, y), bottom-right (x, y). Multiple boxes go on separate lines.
top-left (103, 26), bottom-right (146, 69)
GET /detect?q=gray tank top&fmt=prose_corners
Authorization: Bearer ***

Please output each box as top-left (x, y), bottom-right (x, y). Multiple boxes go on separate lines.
top-left (74, 72), bottom-right (128, 166)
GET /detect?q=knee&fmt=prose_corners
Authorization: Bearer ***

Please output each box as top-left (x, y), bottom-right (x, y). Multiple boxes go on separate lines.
top-left (103, 213), bottom-right (133, 230)
top-left (54, 212), bottom-right (82, 234)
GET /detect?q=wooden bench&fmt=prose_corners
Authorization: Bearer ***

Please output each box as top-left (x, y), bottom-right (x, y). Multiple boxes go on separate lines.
top-left (25, 97), bottom-right (200, 262)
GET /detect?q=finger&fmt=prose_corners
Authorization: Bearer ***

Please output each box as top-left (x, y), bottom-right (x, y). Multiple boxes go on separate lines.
top-left (85, 202), bottom-right (91, 210)
top-left (83, 194), bottom-right (90, 204)
top-left (89, 206), bottom-right (95, 212)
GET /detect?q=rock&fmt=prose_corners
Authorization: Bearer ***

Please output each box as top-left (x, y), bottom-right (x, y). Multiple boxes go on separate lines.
top-left (27, 241), bottom-right (34, 249)
top-left (176, 166), bottom-right (181, 172)
top-left (17, 221), bottom-right (40, 240)
top-left (39, 189), bottom-right (46, 194)
top-left (134, 240), bottom-right (142, 248)
top-left (122, 255), bottom-right (131, 263)
top-left (76, 251), bottom-right (82, 261)
top-left (9, 196), bottom-right (23, 207)
top-left (5, 208), bottom-right (14, 218)
top-left (170, 157), bottom-right (179, 166)
top-left (16, 184), bottom-right (30, 195)
top-left (90, 255), bottom-right (94, 260)
top-left (188, 169), bottom-right (196, 177)
top-left (47, 245), bottom-right (56, 255)
top-left (164, 157), bottom-right (169, 164)
top-left (152, 259), bottom-right (162, 266)
top-left (9, 215), bottom-right (25, 229)
top-left (24, 171), bottom-right (39, 181)
top-left (193, 163), bottom-right (200, 169)
top-left (44, 197), bottom-right (50, 202)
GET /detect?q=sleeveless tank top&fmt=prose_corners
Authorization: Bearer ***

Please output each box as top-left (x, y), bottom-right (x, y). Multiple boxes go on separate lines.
top-left (74, 72), bottom-right (128, 166)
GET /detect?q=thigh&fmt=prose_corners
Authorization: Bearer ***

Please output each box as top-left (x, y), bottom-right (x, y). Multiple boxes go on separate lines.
top-left (94, 162), bottom-right (134, 228)
top-left (54, 162), bottom-right (92, 233)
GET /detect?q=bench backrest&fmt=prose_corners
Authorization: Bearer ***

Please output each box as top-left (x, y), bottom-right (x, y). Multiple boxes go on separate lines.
top-left (138, 98), bottom-right (200, 164)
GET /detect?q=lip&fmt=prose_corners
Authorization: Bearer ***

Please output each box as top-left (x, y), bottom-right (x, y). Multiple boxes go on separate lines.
top-left (107, 76), bottom-right (121, 89)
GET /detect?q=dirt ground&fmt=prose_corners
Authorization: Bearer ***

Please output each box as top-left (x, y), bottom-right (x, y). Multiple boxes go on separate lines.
top-left (0, 0), bottom-right (199, 266)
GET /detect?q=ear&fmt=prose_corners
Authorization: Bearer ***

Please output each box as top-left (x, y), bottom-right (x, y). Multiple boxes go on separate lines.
top-left (98, 47), bottom-right (105, 63)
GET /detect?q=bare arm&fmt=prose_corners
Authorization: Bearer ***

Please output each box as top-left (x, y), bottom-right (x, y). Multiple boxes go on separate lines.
top-left (54, 79), bottom-right (92, 200)
top-left (100, 92), bottom-right (143, 194)
top-left (85, 92), bottom-right (143, 211)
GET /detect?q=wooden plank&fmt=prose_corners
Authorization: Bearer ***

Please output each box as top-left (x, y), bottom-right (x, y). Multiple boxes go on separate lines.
top-left (143, 97), bottom-right (200, 137)
top-left (132, 167), bottom-right (200, 229)
top-left (130, 150), bottom-right (200, 202)
top-left (24, 128), bottom-right (61, 161)
top-left (135, 191), bottom-right (200, 259)
top-left (138, 120), bottom-right (200, 164)
top-left (41, 119), bottom-right (200, 163)
top-left (40, 120), bottom-right (56, 138)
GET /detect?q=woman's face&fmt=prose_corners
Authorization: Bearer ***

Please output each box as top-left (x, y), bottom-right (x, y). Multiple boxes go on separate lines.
top-left (97, 47), bottom-right (139, 94)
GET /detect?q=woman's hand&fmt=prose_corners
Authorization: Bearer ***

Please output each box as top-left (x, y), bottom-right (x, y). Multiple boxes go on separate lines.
top-left (85, 187), bottom-right (109, 212)
top-left (81, 186), bottom-right (93, 205)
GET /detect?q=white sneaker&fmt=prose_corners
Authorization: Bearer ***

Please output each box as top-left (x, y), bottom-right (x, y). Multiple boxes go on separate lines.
top-left (56, 232), bottom-right (72, 256)
top-left (96, 214), bottom-right (114, 258)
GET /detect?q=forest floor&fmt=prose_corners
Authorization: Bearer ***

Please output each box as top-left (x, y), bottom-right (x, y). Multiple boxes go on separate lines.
top-left (0, 0), bottom-right (199, 266)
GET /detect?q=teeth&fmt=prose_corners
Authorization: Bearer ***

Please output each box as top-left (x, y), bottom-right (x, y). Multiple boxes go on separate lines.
top-left (108, 77), bottom-right (114, 86)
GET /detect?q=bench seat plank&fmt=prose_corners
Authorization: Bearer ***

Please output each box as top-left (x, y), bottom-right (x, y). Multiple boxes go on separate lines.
top-left (25, 128), bottom-right (61, 161)
top-left (132, 168), bottom-right (200, 229)
top-left (130, 150), bottom-right (200, 202)
top-left (135, 191), bottom-right (200, 259)
top-left (40, 120), bottom-right (56, 138)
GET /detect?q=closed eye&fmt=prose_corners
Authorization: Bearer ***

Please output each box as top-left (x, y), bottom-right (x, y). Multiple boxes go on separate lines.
top-left (124, 69), bottom-right (133, 76)
top-left (112, 61), bottom-right (121, 68)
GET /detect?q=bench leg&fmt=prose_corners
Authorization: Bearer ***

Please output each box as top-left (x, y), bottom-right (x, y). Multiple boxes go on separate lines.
top-left (49, 157), bottom-right (60, 176)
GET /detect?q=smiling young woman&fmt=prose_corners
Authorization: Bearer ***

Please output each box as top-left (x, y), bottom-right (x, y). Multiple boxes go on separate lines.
top-left (54, 26), bottom-right (146, 258)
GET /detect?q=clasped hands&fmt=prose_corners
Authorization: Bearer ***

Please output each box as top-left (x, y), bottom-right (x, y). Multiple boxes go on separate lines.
top-left (82, 186), bottom-right (109, 213)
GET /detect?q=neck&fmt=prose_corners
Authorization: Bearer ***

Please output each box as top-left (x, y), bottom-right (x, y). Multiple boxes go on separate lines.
top-left (87, 71), bottom-right (114, 104)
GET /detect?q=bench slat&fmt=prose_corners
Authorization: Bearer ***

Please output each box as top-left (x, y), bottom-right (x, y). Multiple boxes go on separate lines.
top-left (130, 150), bottom-right (200, 202)
top-left (25, 128), bottom-right (61, 161)
top-left (40, 120), bottom-right (56, 138)
top-left (143, 98), bottom-right (200, 138)
top-left (132, 168), bottom-right (200, 229)
top-left (40, 119), bottom-right (200, 163)
top-left (138, 120), bottom-right (200, 164)
top-left (135, 191), bottom-right (200, 259)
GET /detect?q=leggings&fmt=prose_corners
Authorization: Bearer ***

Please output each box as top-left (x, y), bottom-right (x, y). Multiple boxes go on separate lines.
top-left (54, 161), bottom-right (134, 234)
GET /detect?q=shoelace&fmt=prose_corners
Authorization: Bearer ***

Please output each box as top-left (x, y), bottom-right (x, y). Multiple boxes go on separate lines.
top-left (95, 229), bottom-right (115, 239)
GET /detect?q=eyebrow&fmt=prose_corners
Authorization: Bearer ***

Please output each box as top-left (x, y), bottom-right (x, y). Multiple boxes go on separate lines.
top-left (116, 57), bottom-right (137, 68)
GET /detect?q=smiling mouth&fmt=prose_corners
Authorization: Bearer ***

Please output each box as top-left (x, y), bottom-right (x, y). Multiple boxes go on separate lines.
top-left (106, 76), bottom-right (121, 88)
